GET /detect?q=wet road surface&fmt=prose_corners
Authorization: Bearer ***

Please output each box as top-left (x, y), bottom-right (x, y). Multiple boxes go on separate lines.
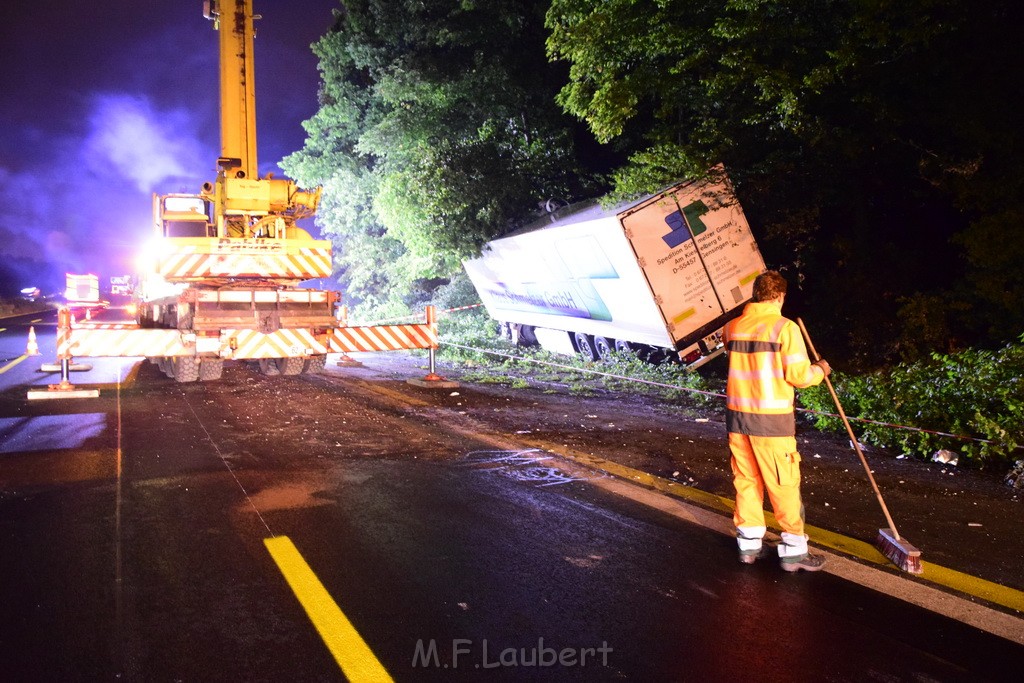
top-left (0, 313), bottom-right (1021, 681)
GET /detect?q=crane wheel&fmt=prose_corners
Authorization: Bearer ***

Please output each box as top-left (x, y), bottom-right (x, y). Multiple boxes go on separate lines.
top-left (278, 357), bottom-right (304, 376)
top-left (173, 357), bottom-right (199, 383)
top-left (303, 355), bottom-right (327, 374)
top-left (199, 359), bottom-right (224, 381)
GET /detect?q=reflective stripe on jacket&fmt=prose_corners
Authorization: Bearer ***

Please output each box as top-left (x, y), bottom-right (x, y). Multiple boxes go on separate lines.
top-left (723, 302), bottom-right (824, 436)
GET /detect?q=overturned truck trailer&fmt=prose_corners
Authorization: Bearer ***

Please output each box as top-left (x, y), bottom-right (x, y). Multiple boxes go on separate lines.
top-left (463, 169), bottom-right (767, 368)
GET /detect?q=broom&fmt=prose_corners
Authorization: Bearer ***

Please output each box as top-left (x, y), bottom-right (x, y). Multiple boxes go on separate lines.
top-left (797, 318), bottom-right (923, 574)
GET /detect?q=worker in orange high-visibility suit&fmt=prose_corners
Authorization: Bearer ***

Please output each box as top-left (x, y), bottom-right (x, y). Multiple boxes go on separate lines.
top-left (724, 270), bottom-right (831, 572)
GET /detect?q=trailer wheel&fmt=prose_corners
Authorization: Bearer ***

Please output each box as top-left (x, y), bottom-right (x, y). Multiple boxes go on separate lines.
top-left (257, 358), bottom-right (281, 376)
top-left (614, 340), bottom-right (634, 355)
top-left (303, 355), bottom-right (327, 374)
top-left (593, 336), bottom-right (615, 361)
top-left (510, 324), bottom-right (538, 347)
top-left (638, 345), bottom-right (672, 365)
top-left (573, 332), bottom-right (598, 361)
top-left (199, 358), bottom-right (224, 381)
top-left (173, 356), bottom-right (199, 383)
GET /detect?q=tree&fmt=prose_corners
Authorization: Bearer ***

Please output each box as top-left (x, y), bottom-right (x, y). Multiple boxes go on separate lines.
top-left (546, 0), bottom-right (1024, 367)
top-left (283, 0), bottom-right (610, 314)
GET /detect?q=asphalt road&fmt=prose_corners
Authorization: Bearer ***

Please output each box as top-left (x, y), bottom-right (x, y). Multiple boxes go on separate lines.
top-left (0, 310), bottom-right (1021, 681)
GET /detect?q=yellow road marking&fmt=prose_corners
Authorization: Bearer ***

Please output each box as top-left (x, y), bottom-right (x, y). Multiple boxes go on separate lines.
top-left (527, 440), bottom-right (1024, 614)
top-left (31, 318), bottom-right (43, 323)
top-left (265, 536), bottom-right (394, 682)
top-left (0, 355), bottom-right (28, 374)
top-left (0, 327), bottom-right (6, 332)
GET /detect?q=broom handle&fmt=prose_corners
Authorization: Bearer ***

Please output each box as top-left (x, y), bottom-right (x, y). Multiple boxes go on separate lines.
top-left (796, 318), bottom-right (902, 541)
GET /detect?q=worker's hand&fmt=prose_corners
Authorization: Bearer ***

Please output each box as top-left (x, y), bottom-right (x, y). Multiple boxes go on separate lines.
top-left (813, 359), bottom-right (831, 377)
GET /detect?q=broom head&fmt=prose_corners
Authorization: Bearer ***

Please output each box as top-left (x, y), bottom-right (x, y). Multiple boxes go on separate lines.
top-left (877, 528), bottom-right (923, 574)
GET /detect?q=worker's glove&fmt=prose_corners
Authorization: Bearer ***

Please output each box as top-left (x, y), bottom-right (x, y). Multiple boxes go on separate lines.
top-left (813, 359), bottom-right (831, 377)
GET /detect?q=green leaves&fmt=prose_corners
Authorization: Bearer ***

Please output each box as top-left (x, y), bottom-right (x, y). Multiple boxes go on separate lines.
top-left (547, 0), bottom-right (1024, 370)
top-left (799, 337), bottom-right (1024, 466)
top-left (284, 0), bottom-right (604, 316)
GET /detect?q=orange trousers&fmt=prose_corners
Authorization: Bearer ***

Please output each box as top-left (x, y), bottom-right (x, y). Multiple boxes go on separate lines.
top-left (729, 432), bottom-right (805, 538)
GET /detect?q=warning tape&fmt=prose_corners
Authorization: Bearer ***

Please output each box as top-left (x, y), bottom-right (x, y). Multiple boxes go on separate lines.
top-left (439, 341), bottom-right (1001, 447)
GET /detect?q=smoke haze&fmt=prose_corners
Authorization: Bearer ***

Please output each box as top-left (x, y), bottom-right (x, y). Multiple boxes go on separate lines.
top-left (0, 0), bottom-right (337, 297)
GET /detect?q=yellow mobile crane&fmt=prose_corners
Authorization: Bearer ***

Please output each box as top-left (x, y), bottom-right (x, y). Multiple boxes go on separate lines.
top-left (49, 0), bottom-right (438, 386)
top-left (138, 0), bottom-right (332, 381)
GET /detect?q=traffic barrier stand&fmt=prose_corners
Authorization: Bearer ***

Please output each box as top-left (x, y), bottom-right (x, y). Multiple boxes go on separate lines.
top-left (333, 304), bottom-right (364, 367)
top-left (335, 352), bottom-right (364, 368)
top-left (27, 307), bottom-right (99, 400)
top-left (407, 306), bottom-right (459, 389)
top-left (39, 359), bottom-right (94, 373)
top-left (27, 359), bottom-right (100, 400)
top-left (39, 308), bottom-right (92, 372)
top-left (25, 326), bottom-right (40, 355)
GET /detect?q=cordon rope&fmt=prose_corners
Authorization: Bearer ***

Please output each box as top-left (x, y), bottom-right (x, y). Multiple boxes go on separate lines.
top-left (438, 340), bottom-right (997, 447)
top-left (345, 301), bottom-right (997, 447)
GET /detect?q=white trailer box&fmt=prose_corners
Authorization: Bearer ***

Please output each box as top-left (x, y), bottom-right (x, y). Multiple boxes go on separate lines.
top-left (463, 169), bottom-right (766, 365)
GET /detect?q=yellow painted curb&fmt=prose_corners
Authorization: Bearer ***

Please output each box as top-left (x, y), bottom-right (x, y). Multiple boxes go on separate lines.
top-left (533, 441), bottom-right (1024, 615)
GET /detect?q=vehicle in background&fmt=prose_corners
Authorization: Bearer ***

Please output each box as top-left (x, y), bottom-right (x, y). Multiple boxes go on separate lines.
top-left (64, 273), bottom-right (108, 316)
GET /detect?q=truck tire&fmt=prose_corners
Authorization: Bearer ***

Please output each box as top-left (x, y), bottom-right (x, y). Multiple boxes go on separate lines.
top-left (573, 332), bottom-right (598, 361)
top-left (510, 323), bottom-right (538, 347)
top-left (593, 336), bottom-right (615, 361)
top-left (199, 358), bottom-right (224, 381)
top-left (638, 345), bottom-right (672, 365)
top-left (173, 356), bottom-right (199, 383)
top-left (303, 355), bottom-right (327, 374)
top-left (278, 357), bottom-right (305, 375)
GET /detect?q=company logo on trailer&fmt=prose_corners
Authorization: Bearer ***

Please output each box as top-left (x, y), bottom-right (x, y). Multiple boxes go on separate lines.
top-left (662, 200), bottom-right (710, 248)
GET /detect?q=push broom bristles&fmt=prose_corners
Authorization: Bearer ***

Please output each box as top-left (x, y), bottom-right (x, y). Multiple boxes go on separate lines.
top-left (877, 528), bottom-right (923, 574)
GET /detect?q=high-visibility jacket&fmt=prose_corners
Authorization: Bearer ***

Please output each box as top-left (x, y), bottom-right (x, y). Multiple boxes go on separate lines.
top-left (723, 301), bottom-right (825, 436)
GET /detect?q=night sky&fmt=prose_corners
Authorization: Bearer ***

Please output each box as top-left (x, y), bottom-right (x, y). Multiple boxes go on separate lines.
top-left (0, 0), bottom-right (340, 296)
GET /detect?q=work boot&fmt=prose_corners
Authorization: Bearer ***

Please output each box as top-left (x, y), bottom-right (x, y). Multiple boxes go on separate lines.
top-left (738, 546), bottom-right (770, 564)
top-left (780, 552), bottom-right (827, 572)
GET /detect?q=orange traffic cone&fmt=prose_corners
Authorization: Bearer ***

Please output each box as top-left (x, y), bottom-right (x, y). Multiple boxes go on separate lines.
top-left (26, 326), bottom-right (40, 355)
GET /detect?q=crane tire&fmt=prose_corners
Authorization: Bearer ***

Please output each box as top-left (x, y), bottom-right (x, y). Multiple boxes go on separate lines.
top-left (278, 357), bottom-right (305, 375)
top-left (303, 355), bottom-right (327, 374)
top-left (199, 358), bottom-right (224, 381)
top-left (173, 357), bottom-right (199, 383)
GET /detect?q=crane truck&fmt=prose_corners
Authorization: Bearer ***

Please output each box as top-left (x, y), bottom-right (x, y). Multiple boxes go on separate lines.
top-left (51, 0), bottom-right (437, 384)
top-left (463, 169), bottom-right (766, 368)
